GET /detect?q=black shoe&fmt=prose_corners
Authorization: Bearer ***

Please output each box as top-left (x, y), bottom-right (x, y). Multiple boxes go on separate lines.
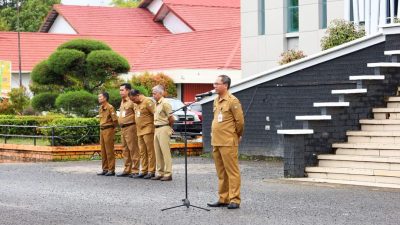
top-left (131, 173), bottom-right (146, 179)
top-left (116, 172), bottom-right (130, 177)
top-left (97, 170), bottom-right (107, 176)
top-left (104, 171), bottom-right (115, 176)
top-left (227, 202), bottom-right (240, 209)
top-left (207, 201), bottom-right (229, 207)
top-left (143, 173), bottom-right (155, 179)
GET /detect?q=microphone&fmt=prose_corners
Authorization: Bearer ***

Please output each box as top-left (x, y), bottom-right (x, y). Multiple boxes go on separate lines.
top-left (195, 91), bottom-right (213, 98)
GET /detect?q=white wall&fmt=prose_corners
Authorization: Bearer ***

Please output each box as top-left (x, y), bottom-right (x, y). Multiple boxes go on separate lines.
top-left (147, 0), bottom-right (163, 14)
top-left (48, 15), bottom-right (77, 34)
top-left (163, 12), bottom-right (192, 34)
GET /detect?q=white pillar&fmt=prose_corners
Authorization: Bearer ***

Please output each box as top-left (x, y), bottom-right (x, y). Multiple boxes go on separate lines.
top-left (365, 0), bottom-right (371, 34)
top-left (370, 0), bottom-right (380, 34)
top-left (379, 0), bottom-right (387, 27)
top-left (390, 0), bottom-right (395, 23)
top-left (344, 0), bottom-right (351, 21)
top-left (353, 0), bottom-right (360, 25)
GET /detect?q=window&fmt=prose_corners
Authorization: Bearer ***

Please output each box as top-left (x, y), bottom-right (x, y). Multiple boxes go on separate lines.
top-left (287, 0), bottom-right (299, 33)
top-left (320, 0), bottom-right (327, 29)
top-left (258, 0), bottom-right (265, 35)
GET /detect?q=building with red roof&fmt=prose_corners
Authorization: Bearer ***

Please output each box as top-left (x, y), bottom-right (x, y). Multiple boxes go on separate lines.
top-left (0, 0), bottom-right (241, 102)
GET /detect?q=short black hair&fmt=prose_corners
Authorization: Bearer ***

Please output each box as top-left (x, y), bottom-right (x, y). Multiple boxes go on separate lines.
top-left (120, 83), bottom-right (132, 90)
top-left (218, 75), bottom-right (231, 89)
top-left (101, 92), bottom-right (109, 101)
top-left (129, 89), bottom-right (140, 96)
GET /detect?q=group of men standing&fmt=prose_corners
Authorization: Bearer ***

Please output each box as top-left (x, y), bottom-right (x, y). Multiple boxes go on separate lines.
top-left (96, 75), bottom-right (245, 209)
top-left (97, 83), bottom-right (173, 181)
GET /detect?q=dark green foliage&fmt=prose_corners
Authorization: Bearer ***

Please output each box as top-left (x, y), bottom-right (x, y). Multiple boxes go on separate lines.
top-left (47, 49), bottom-right (86, 75)
top-left (132, 85), bottom-right (150, 97)
top-left (55, 90), bottom-right (98, 117)
top-left (8, 87), bottom-right (30, 115)
top-left (105, 89), bottom-right (121, 109)
top-left (31, 60), bottom-right (63, 85)
top-left (321, 19), bottom-right (365, 50)
top-left (0, 115), bottom-right (62, 135)
top-left (42, 118), bottom-right (99, 146)
top-left (31, 92), bottom-right (58, 112)
top-left (58, 39), bottom-right (111, 55)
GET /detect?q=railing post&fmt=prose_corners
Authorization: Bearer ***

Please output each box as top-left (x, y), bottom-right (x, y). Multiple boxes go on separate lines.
top-left (51, 127), bottom-right (55, 146)
top-left (33, 126), bottom-right (37, 146)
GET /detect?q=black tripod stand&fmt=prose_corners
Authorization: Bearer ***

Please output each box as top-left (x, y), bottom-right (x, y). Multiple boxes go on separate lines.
top-left (161, 100), bottom-right (210, 211)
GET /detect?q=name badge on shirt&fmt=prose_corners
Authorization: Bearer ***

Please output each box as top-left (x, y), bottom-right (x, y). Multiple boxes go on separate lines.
top-left (122, 111), bottom-right (126, 117)
top-left (136, 111), bottom-right (141, 117)
top-left (217, 111), bottom-right (223, 122)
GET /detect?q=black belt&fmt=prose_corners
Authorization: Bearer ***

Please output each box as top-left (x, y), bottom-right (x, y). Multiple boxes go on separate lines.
top-left (155, 124), bottom-right (169, 128)
top-left (121, 122), bottom-right (135, 128)
top-left (100, 125), bottom-right (114, 130)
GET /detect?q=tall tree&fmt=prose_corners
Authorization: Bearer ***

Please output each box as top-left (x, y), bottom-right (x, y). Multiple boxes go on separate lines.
top-left (0, 0), bottom-right (60, 32)
top-left (110, 0), bottom-right (141, 8)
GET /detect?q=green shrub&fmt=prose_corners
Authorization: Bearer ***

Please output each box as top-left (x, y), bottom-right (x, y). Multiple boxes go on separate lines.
top-left (105, 89), bottom-right (121, 109)
top-left (47, 49), bottom-right (86, 75)
top-left (131, 72), bottom-right (177, 97)
top-left (132, 85), bottom-right (150, 97)
top-left (57, 39), bottom-right (111, 55)
top-left (278, 49), bottom-right (306, 65)
top-left (321, 19), bottom-right (365, 50)
top-left (0, 115), bottom-right (62, 135)
top-left (55, 90), bottom-right (98, 117)
top-left (31, 92), bottom-right (58, 112)
top-left (42, 118), bottom-right (99, 146)
top-left (31, 60), bottom-right (64, 85)
top-left (8, 87), bottom-right (30, 115)
top-left (87, 50), bottom-right (130, 75)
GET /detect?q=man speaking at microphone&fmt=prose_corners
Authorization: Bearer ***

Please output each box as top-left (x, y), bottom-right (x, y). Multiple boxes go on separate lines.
top-left (207, 75), bottom-right (244, 210)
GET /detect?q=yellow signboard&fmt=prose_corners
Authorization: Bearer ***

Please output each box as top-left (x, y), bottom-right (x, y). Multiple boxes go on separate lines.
top-left (0, 60), bottom-right (12, 96)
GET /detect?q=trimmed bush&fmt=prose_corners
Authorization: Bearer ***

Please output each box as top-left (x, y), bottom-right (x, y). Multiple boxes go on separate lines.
top-left (57, 39), bottom-right (111, 55)
top-left (31, 60), bottom-right (64, 85)
top-left (47, 49), bottom-right (86, 75)
top-left (132, 85), bottom-right (150, 97)
top-left (8, 87), bottom-right (30, 115)
top-left (31, 92), bottom-right (58, 112)
top-left (131, 72), bottom-right (177, 97)
top-left (105, 89), bottom-right (121, 109)
top-left (42, 118), bottom-right (100, 146)
top-left (55, 90), bottom-right (98, 117)
top-left (0, 115), bottom-right (63, 135)
top-left (321, 19), bottom-right (365, 50)
top-left (278, 49), bottom-right (306, 65)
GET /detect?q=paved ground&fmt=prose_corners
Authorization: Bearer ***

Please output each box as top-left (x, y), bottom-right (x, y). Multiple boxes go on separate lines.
top-left (0, 157), bottom-right (400, 225)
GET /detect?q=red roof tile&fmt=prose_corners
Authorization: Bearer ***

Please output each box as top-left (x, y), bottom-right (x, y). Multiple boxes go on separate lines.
top-left (166, 4), bottom-right (240, 31)
top-left (163, 0), bottom-right (239, 8)
top-left (43, 4), bottom-right (170, 36)
top-left (0, 32), bottom-right (152, 72)
top-left (133, 27), bottom-right (240, 71)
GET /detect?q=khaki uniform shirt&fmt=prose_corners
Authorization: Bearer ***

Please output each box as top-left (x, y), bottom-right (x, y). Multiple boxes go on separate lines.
top-left (211, 92), bottom-right (244, 146)
top-left (118, 98), bottom-right (136, 125)
top-left (134, 95), bottom-right (155, 136)
top-left (154, 97), bottom-right (172, 126)
top-left (99, 102), bottom-right (118, 127)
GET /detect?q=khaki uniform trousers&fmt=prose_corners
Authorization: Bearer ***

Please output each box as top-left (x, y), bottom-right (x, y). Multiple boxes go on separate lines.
top-left (154, 126), bottom-right (172, 177)
top-left (100, 128), bottom-right (115, 172)
top-left (138, 133), bottom-right (156, 174)
top-left (121, 124), bottom-right (140, 174)
top-left (212, 146), bottom-right (241, 204)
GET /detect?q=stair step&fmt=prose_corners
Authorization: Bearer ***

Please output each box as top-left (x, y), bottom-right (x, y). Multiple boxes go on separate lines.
top-left (373, 108), bottom-right (400, 112)
top-left (318, 154), bottom-right (400, 163)
top-left (367, 62), bottom-right (400, 68)
top-left (307, 172), bottom-right (400, 185)
top-left (295, 115), bottom-right (331, 120)
top-left (336, 148), bottom-right (400, 157)
top-left (331, 89), bottom-right (367, 94)
top-left (306, 166), bottom-right (400, 177)
top-left (386, 102), bottom-right (400, 108)
top-left (359, 119), bottom-right (400, 124)
top-left (387, 97), bottom-right (400, 102)
top-left (347, 130), bottom-right (400, 136)
top-left (313, 102), bottom-right (350, 107)
top-left (349, 75), bottom-right (385, 80)
top-left (333, 142), bottom-right (400, 150)
top-left (277, 129), bottom-right (313, 135)
top-left (288, 177), bottom-right (400, 189)
top-left (384, 50), bottom-right (400, 55)
top-left (319, 159), bottom-right (400, 170)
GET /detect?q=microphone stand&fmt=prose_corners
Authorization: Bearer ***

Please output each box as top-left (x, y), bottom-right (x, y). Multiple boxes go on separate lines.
top-left (161, 98), bottom-right (210, 212)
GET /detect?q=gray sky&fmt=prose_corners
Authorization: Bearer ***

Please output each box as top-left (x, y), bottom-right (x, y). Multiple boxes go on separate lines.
top-left (61, 0), bottom-right (112, 6)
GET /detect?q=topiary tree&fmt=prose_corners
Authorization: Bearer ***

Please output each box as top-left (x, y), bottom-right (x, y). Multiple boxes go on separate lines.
top-left (321, 19), bottom-right (365, 50)
top-left (55, 90), bottom-right (98, 117)
top-left (30, 38), bottom-right (130, 113)
top-left (278, 49), bottom-right (306, 65)
top-left (31, 92), bottom-right (58, 112)
top-left (131, 72), bottom-right (177, 97)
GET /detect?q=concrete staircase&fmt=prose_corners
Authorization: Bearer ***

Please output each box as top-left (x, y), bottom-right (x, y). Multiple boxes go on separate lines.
top-left (304, 96), bottom-right (400, 188)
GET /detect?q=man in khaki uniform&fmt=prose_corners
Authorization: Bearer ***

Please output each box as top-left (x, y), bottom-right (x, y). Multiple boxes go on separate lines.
top-left (97, 92), bottom-right (118, 176)
top-left (151, 85), bottom-right (174, 181)
top-left (117, 83), bottom-right (140, 177)
top-left (207, 75), bottom-right (244, 210)
top-left (129, 89), bottom-right (156, 179)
